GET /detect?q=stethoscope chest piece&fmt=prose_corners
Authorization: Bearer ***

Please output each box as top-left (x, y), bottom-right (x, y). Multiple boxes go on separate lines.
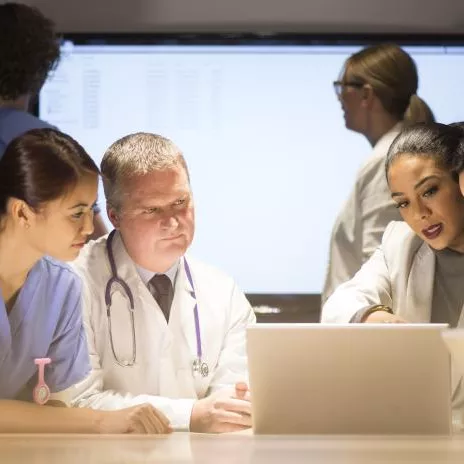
top-left (192, 358), bottom-right (209, 378)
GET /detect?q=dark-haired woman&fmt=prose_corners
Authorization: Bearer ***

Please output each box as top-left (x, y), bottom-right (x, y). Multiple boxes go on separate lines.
top-left (322, 122), bottom-right (464, 428)
top-left (0, 129), bottom-right (170, 434)
top-left (322, 122), bottom-right (464, 325)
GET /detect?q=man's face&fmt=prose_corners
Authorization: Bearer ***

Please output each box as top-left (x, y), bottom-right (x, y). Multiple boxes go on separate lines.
top-left (109, 164), bottom-right (195, 272)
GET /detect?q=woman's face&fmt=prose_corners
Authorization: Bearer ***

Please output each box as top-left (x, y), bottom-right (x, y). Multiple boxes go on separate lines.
top-left (27, 173), bottom-right (98, 261)
top-left (337, 69), bottom-right (367, 134)
top-left (388, 155), bottom-right (464, 252)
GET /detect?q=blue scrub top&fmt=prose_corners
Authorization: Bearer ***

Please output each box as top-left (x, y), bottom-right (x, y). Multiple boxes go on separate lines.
top-left (0, 257), bottom-right (90, 400)
top-left (0, 108), bottom-right (55, 158)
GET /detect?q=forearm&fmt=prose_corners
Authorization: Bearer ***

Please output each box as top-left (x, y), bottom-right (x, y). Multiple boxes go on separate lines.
top-left (0, 400), bottom-right (103, 433)
top-left (73, 390), bottom-right (194, 430)
top-left (321, 248), bottom-right (393, 323)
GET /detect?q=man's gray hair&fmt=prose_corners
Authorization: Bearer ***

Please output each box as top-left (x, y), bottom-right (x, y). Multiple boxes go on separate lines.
top-left (101, 132), bottom-right (189, 211)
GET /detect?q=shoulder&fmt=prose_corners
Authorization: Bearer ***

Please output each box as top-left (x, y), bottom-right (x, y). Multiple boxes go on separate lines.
top-left (184, 256), bottom-right (252, 317)
top-left (37, 256), bottom-right (83, 303)
top-left (374, 125), bottom-right (402, 154)
top-left (40, 256), bottom-right (80, 283)
top-left (0, 109), bottom-right (56, 147)
top-left (71, 235), bottom-right (109, 282)
top-left (357, 148), bottom-right (388, 181)
top-left (18, 113), bottom-right (56, 131)
top-left (185, 255), bottom-right (237, 290)
top-left (356, 125), bottom-right (403, 181)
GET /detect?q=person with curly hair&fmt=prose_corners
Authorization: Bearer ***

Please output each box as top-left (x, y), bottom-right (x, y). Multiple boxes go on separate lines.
top-left (0, 2), bottom-right (107, 238)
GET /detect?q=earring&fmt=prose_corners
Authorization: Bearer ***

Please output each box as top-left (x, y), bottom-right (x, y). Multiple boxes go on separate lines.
top-left (25, 223), bottom-right (30, 229)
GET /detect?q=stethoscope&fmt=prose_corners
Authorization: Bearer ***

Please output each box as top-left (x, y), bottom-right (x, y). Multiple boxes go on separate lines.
top-left (105, 230), bottom-right (209, 378)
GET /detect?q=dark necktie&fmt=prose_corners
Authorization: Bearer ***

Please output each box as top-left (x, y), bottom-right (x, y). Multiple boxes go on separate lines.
top-left (148, 274), bottom-right (174, 322)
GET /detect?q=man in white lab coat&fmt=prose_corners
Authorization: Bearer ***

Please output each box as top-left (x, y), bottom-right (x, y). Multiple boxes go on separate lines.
top-left (71, 132), bottom-right (256, 433)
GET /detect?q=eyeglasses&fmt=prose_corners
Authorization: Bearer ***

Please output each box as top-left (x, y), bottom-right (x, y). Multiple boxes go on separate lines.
top-left (333, 80), bottom-right (365, 97)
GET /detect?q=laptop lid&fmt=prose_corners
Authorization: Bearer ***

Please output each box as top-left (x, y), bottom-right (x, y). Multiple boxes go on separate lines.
top-left (247, 323), bottom-right (451, 435)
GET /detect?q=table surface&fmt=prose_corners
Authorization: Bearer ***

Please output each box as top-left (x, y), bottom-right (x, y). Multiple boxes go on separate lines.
top-left (2, 431), bottom-right (464, 464)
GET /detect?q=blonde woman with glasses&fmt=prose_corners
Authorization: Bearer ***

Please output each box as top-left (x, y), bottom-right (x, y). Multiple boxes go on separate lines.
top-left (322, 43), bottom-right (435, 305)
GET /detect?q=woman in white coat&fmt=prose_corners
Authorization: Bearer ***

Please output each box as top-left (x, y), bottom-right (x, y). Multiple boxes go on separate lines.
top-left (71, 132), bottom-right (256, 434)
top-left (322, 44), bottom-right (435, 304)
top-left (321, 122), bottom-right (464, 418)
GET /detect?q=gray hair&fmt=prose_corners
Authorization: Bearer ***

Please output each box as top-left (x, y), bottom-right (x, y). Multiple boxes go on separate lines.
top-left (101, 132), bottom-right (189, 211)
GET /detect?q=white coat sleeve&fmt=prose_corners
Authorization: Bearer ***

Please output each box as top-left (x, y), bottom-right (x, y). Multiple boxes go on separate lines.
top-left (321, 244), bottom-right (393, 324)
top-left (207, 284), bottom-right (256, 394)
top-left (70, 279), bottom-right (195, 431)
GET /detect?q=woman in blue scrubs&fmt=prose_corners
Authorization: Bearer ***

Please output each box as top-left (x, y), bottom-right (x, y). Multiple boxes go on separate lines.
top-left (0, 128), bottom-right (170, 433)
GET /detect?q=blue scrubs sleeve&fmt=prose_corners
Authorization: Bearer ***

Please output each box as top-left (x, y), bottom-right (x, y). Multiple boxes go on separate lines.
top-left (45, 276), bottom-right (91, 393)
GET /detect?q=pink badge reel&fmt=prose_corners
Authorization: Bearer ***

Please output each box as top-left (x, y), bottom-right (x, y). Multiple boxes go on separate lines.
top-left (33, 358), bottom-right (51, 405)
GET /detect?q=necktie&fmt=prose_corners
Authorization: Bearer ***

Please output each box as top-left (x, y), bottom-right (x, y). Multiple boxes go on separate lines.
top-left (148, 274), bottom-right (174, 322)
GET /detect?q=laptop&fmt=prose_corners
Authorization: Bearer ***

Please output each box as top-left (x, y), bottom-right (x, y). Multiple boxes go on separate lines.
top-left (247, 323), bottom-right (451, 435)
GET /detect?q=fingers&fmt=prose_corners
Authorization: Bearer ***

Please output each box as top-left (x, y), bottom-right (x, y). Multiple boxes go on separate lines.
top-left (214, 408), bottom-right (253, 427)
top-left (145, 406), bottom-right (171, 434)
top-left (135, 406), bottom-right (155, 434)
top-left (149, 409), bottom-right (172, 434)
top-left (143, 409), bottom-right (164, 434)
top-left (127, 414), bottom-right (147, 434)
top-left (144, 405), bottom-right (171, 433)
top-left (215, 398), bottom-right (252, 416)
top-left (213, 422), bottom-right (251, 434)
top-left (129, 404), bottom-right (172, 434)
top-left (155, 409), bottom-right (172, 433)
top-left (235, 382), bottom-right (248, 393)
top-left (235, 390), bottom-right (251, 401)
top-left (235, 382), bottom-right (251, 401)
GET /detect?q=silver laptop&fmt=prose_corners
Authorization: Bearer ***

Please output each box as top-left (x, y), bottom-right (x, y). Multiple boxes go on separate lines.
top-left (247, 323), bottom-right (451, 435)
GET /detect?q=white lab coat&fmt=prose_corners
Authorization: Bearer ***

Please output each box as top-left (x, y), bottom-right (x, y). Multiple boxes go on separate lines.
top-left (321, 221), bottom-right (464, 411)
top-left (322, 123), bottom-right (403, 304)
top-left (70, 232), bottom-right (256, 430)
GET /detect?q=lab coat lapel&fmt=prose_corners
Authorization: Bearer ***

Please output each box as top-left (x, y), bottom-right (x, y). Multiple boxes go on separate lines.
top-left (110, 231), bottom-right (141, 291)
top-left (169, 258), bottom-right (198, 396)
top-left (404, 243), bottom-right (460, 397)
top-left (174, 259), bottom-right (198, 353)
top-left (402, 243), bottom-right (434, 323)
